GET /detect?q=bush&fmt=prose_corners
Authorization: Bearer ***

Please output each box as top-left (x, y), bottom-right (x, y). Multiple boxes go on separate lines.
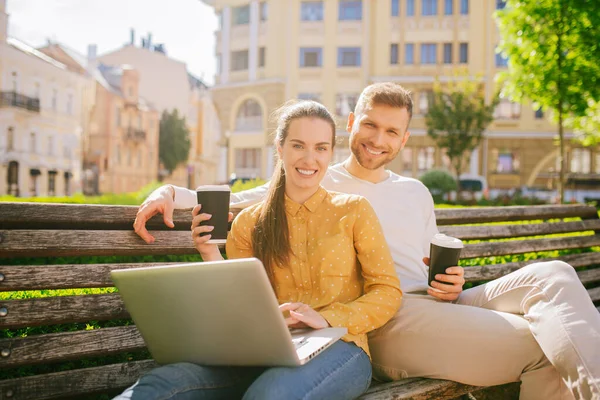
top-left (419, 170), bottom-right (457, 203)
top-left (231, 178), bottom-right (267, 193)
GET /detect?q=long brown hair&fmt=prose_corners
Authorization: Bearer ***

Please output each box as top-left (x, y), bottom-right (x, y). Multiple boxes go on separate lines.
top-left (251, 101), bottom-right (336, 283)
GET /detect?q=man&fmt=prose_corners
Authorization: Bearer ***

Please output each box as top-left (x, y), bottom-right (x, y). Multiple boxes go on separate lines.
top-left (134, 83), bottom-right (599, 399)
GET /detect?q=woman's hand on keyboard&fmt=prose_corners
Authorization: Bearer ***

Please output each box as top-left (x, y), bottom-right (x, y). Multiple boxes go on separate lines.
top-left (279, 303), bottom-right (330, 330)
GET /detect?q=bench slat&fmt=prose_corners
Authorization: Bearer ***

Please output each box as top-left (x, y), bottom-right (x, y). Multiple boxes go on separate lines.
top-left (0, 360), bottom-right (157, 400)
top-left (0, 294), bottom-right (128, 329)
top-left (590, 286), bottom-right (600, 303)
top-left (0, 202), bottom-right (194, 231)
top-left (463, 253), bottom-right (600, 282)
top-left (0, 230), bottom-right (199, 258)
top-left (435, 204), bottom-right (598, 225)
top-left (0, 262), bottom-right (183, 291)
top-left (0, 325), bottom-right (145, 368)
top-left (461, 235), bottom-right (600, 259)
top-left (359, 377), bottom-right (481, 400)
top-left (1, 203), bottom-right (596, 230)
top-left (441, 219), bottom-right (600, 241)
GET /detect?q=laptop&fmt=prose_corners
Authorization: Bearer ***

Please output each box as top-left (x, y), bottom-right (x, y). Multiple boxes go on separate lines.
top-left (111, 258), bottom-right (347, 367)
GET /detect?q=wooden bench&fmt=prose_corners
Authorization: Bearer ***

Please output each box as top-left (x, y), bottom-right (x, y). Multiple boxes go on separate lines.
top-left (0, 202), bottom-right (598, 400)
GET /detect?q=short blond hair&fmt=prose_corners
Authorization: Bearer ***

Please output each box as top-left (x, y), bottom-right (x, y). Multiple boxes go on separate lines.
top-left (355, 82), bottom-right (413, 119)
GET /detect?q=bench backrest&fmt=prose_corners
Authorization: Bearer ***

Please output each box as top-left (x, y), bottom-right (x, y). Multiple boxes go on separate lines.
top-left (0, 202), bottom-right (599, 399)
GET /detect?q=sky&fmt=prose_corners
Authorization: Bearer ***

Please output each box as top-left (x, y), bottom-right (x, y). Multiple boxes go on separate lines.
top-left (6, 0), bottom-right (218, 84)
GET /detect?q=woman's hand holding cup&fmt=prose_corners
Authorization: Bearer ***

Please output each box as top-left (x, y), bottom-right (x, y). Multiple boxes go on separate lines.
top-left (191, 205), bottom-right (233, 261)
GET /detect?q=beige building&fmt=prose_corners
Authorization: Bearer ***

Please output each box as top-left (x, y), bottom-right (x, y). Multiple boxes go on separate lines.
top-left (0, 0), bottom-right (87, 197)
top-left (97, 38), bottom-right (222, 188)
top-left (203, 0), bottom-right (599, 199)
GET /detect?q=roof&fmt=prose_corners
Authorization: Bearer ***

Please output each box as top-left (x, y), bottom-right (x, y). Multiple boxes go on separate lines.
top-left (7, 38), bottom-right (67, 70)
top-left (188, 72), bottom-right (209, 90)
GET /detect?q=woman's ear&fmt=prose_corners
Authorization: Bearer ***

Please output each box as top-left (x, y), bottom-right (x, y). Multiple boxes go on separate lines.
top-left (276, 142), bottom-right (283, 159)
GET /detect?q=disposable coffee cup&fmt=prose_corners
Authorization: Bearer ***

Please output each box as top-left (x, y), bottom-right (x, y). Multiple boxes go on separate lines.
top-left (196, 185), bottom-right (231, 244)
top-left (428, 233), bottom-right (463, 291)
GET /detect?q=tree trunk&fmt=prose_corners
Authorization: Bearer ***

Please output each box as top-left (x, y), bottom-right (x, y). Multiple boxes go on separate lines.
top-left (454, 162), bottom-right (462, 202)
top-left (557, 0), bottom-right (566, 204)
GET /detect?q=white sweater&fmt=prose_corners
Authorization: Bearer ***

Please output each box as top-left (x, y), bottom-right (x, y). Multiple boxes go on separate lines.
top-left (174, 163), bottom-right (439, 293)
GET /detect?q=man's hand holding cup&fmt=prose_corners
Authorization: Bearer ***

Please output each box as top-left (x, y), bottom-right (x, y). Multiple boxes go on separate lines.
top-left (425, 233), bottom-right (465, 302)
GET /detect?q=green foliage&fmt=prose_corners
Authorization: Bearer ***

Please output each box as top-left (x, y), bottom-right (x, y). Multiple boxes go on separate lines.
top-left (567, 99), bottom-right (600, 146)
top-left (425, 75), bottom-right (498, 182)
top-left (496, 0), bottom-right (600, 201)
top-left (159, 109), bottom-right (191, 174)
top-left (0, 181), bottom-right (164, 205)
top-left (231, 178), bottom-right (267, 193)
top-left (419, 170), bottom-right (457, 203)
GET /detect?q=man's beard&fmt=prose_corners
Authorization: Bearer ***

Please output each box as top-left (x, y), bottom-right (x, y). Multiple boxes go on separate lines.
top-left (350, 138), bottom-right (399, 170)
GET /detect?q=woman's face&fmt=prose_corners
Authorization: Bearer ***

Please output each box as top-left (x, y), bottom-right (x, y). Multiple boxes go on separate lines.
top-left (278, 117), bottom-right (334, 196)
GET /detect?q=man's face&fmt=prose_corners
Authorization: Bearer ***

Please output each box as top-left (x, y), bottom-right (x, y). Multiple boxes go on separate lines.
top-left (347, 104), bottom-right (411, 171)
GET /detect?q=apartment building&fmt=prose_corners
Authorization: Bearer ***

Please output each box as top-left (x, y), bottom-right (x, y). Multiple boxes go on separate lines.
top-left (202, 0), bottom-right (599, 196)
top-left (97, 38), bottom-right (222, 188)
top-left (0, 0), bottom-right (87, 197)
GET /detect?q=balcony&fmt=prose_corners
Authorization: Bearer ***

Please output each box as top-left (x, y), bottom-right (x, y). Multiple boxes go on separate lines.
top-left (125, 128), bottom-right (147, 142)
top-left (0, 91), bottom-right (41, 113)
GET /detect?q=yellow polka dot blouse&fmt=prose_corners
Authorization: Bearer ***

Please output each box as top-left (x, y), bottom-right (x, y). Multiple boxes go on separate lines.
top-left (226, 186), bottom-right (402, 357)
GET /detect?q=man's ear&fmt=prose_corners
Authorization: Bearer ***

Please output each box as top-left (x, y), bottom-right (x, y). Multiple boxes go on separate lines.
top-left (401, 131), bottom-right (411, 149)
top-left (346, 112), bottom-right (355, 134)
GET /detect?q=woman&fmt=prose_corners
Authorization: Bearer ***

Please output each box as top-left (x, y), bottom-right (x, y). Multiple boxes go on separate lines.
top-left (116, 101), bottom-right (402, 400)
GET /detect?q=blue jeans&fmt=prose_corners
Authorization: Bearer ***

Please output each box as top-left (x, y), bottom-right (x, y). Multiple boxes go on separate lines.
top-left (114, 341), bottom-right (372, 400)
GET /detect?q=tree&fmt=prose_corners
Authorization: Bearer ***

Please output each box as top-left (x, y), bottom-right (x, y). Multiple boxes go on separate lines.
top-left (425, 79), bottom-right (497, 200)
top-left (496, 0), bottom-right (600, 202)
top-left (158, 109), bottom-right (191, 177)
top-left (419, 169), bottom-right (457, 203)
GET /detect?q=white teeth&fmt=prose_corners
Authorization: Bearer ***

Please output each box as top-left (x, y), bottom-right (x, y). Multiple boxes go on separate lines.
top-left (365, 146), bottom-right (383, 155)
top-left (297, 169), bottom-right (317, 176)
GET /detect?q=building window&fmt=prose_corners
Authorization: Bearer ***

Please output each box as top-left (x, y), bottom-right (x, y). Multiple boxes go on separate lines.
top-left (535, 107), bottom-right (544, 119)
top-left (407, 0), bottom-right (415, 16)
top-left (115, 106), bottom-right (121, 127)
top-left (402, 148), bottom-right (413, 176)
top-left (443, 43), bottom-right (453, 64)
top-left (494, 98), bottom-right (521, 119)
top-left (64, 145), bottom-right (71, 159)
top-left (301, 1), bottom-right (324, 21)
top-left (496, 0), bottom-right (506, 9)
top-left (337, 47), bottom-right (361, 67)
top-left (405, 43), bottom-right (415, 64)
top-left (495, 52), bottom-right (508, 67)
top-left (30, 171), bottom-right (39, 197)
top-left (299, 47), bottom-right (323, 67)
top-left (460, 0), bottom-right (468, 14)
top-left (259, 47), bottom-right (266, 67)
top-left (236, 99), bottom-right (263, 131)
top-left (570, 148), bottom-right (591, 174)
top-left (48, 136), bottom-right (54, 156)
top-left (137, 150), bottom-right (142, 167)
top-left (421, 44), bottom-right (437, 64)
top-left (422, 0), bottom-right (438, 15)
top-left (115, 145), bottom-right (121, 166)
top-left (459, 43), bottom-right (468, 63)
top-left (30, 132), bottom-right (37, 153)
top-left (298, 93), bottom-right (322, 102)
top-left (216, 54), bottom-right (222, 74)
top-left (231, 50), bottom-right (249, 71)
top-left (235, 148), bottom-right (262, 171)
top-left (67, 93), bottom-right (73, 114)
top-left (390, 44), bottom-right (399, 65)
top-left (418, 147), bottom-right (435, 172)
top-left (232, 5), bottom-right (250, 25)
top-left (392, 0), bottom-right (399, 16)
top-left (127, 149), bottom-right (132, 167)
top-left (52, 89), bottom-right (57, 111)
top-left (419, 92), bottom-right (432, 114)
top-left (7, 127), bottom-right (14, 151)
top-left (260, 2), bottom-right (268, 21)
top-left (11, 71), bottom-right (18, 92)
top-left (336, 93), bottom-right (359, 116)
top-left (48, 171), bottom-right (57, 196)
top-left (444, 0), bottom-right (453, 15)
top-left (339, 0), bottom-right (362, 20)
top-left (33, 82), bottom-right (40, 99)
top-left (494, 149), bottom-right (520, 173)
top-left (595, 153), bottom-right (600, 174)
